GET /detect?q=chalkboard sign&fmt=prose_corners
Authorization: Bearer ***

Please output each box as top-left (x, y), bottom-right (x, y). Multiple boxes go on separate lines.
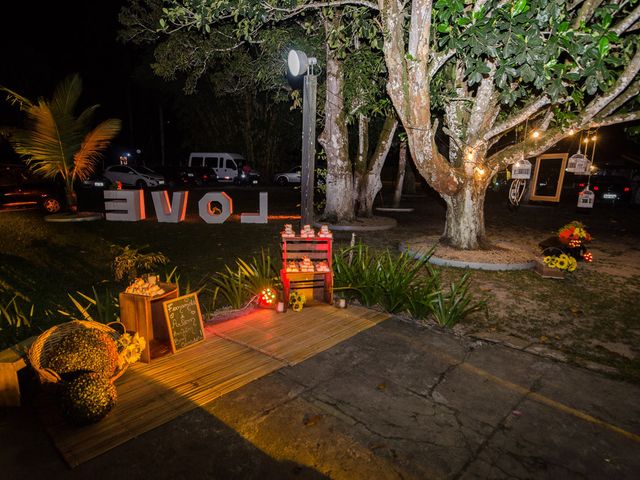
top-left (162, 293), bottom-right (205, 352)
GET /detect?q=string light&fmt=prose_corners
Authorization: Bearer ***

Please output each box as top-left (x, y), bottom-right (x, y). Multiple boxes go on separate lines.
top-left (532, 130), bottom-right (540, 139)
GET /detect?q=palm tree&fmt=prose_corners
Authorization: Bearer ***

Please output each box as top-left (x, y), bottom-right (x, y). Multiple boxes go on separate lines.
top-left (1, 74), bottom-right (121, 213)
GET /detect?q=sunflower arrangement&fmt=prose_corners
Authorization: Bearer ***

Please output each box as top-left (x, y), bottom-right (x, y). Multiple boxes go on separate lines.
top-left (543, 253), bottom-right (577, 272)
top-left (289, 291), bottom-right (307, 312)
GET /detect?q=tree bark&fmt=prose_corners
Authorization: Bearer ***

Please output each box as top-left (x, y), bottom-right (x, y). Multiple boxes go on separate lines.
top-left (441, 178), bottom-right (490, 249)
top-left (357, 115), bottom-right (398, 216)
top-left (318, 34), bottom-right (354, 223)
top-left (392, 139), bottom-right (408, 207)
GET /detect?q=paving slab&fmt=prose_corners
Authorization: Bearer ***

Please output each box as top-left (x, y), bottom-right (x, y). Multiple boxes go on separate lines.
top-left (1, 316), bottom-right (639, 479)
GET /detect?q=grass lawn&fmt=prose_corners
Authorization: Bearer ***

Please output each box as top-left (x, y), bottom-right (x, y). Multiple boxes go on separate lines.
top-left (1, 197), bottom-right (638, 384)
top-left (0, 211), bottom-right (289, 337)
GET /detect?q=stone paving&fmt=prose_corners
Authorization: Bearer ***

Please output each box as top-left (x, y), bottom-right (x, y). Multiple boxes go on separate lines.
top-left (2, 316), bottom-right (639, 479)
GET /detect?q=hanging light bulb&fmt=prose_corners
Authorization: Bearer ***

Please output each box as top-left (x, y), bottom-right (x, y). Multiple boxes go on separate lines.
top-left (532, 130), bottom-right (540, 139)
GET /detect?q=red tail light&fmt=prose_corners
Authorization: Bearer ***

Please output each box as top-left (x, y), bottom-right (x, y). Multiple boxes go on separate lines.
top-left (577, 183), bottom-right (585, 187)
top-left (623, 187), bottom-right (631, 192)
top-left (593, 186), bottom-right (599, 191)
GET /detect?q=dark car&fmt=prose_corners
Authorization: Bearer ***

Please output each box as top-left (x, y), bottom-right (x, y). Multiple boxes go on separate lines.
top-left (234, 160), bottom-right (260, 186)
top-left (149, 165), bottom-right (201, 188)
top-left (0, 164), bottom-right (64, 213)
top-left (78, 172), bottom-right (113, 190)
top-left (189, 166), bottom-right (218, 186)
top-left (575, 175), bottom-right (632, 205)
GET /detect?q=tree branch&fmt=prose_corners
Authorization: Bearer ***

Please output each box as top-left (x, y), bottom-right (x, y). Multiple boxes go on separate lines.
top-left (263, 0), bottom-right (379, 15)
top-left (466, 61), bottom-right (496, 142)
top-left (583, 47), bottom-right (640, 120)
top-left (588, 110), bottom-right (640, 128)
top-left (613, 3), bottom-right (640, 35)
top-left (483, 96), bottom-right (551, 141)
top-left (428, 49), bottom-right (455, 77)
top-left (597, 79), bottom-right (640, 118)
top-left (572, 0), bottom-right (604, 28)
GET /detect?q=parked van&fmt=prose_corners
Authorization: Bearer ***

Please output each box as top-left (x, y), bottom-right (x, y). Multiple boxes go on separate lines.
top-left (188, 152), bottom-right (249, 183)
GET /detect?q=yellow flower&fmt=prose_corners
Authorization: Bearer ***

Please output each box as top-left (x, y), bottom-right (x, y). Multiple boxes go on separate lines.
top-left (567, 257), bottom-right (577, 272)
top-left (292, 301), bottom-right (303, 312)
top-left (555, 254), bottom-right (569, 270)
top-left (543, 256), bottom-right (554, 266)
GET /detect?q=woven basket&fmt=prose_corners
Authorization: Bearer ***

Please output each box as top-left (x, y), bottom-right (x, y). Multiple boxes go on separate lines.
top-left (28, 320), bottom-right (129, 385)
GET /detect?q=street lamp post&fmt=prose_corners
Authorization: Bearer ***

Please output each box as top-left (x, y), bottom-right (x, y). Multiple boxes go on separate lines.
top-left (288, 50), bottom-right (318, 227)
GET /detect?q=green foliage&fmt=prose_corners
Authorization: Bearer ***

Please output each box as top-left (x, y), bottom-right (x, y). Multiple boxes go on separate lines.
top-left (430, 0), bottom-right (636, 114)
top-left (0, 74), bottom-right (121, 209)
top-left (112, 245), bottom-right (169, 282)
top-left (333, 244), bottom-right (434, 312)
top-left (60, 372), bottom-right (117, 425)
top-left (210, 250), bottom-right (279, 310)
top-left (429, 273), bottom-right (487, 328)
top-left (0, 295), bottom-right (43, 348)
top-left (211, 265), bottom-right (253, 310)
top-left (333, 244), bottom-right (484, 327)
top-left (60, 288), bottom-right (120, 324)
top-left (162, 266), bottom-right (201, 296)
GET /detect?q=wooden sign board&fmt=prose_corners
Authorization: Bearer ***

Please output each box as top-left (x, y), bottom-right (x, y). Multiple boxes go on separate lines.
top-left (162, 293), bottom-right (205, 353)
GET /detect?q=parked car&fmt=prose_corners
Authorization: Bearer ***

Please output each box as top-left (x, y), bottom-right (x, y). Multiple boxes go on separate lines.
top-left (79, 173), bottom-right (113, 190)
top-left (575, 175), bottom-right (633, 205)
top-left (188, 152), bottom-right (245, 183)
top-left (103, 165), bottom-right (165, 188)
top-left (273, 166), bottom-right (301, 186)
top-left (235, 162), bottom-right (260, 186)
top-left (190, 166), bottom-right (218, 186)
top-left (149, 165), bottom-right (200, 188)
top-left (0, 164), bottom-right (63, 213)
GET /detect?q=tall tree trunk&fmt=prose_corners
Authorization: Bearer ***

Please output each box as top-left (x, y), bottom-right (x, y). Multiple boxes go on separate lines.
top-left (441, 177), bottom-right (491, 249)
top-left (392, 139), bottom-right (408, 207)
top-left (357, 115), bottom-right (398, 217)
top-left (318, 36), bottom-right (354, 223)
top-left (353, 114), bottom-right (369, 213)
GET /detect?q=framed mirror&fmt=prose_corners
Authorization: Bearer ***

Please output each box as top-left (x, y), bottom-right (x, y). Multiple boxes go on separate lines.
top-left (530, 153), bottom-right (568, 202)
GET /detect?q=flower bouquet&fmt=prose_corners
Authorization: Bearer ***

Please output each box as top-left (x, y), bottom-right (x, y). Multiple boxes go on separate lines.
top-left (289, 291), bottom-right (307, 312)
top-left (557, 221), bottom-right (594, 263)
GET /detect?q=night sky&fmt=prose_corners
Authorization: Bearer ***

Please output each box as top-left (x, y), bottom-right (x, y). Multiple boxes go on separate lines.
top-left (1, 1), bottom-right (637, 170)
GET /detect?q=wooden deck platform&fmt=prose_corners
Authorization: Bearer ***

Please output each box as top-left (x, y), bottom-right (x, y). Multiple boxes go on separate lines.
top-left (40, 304), bottom-right (389, 467)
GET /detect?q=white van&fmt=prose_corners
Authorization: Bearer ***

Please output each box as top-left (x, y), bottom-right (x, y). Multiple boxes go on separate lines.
top-left (188, 152), bottom-right (245, 183)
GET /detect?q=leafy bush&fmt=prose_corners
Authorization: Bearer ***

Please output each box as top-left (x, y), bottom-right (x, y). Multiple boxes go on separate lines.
top-left (0, 295), bottom-right (43, 348)
top-left (429, 273), bottom-right (486, 327)
top-left (333, 244), bottom-right (484, 327)
top-left (112, 245), bottom-right (169, 282)
top-left (60, 287), bottom-right (120, 324)
top-left (333, 244), bottom-right (435, 312)
top-left (209, 250), bottom-right (280, 310)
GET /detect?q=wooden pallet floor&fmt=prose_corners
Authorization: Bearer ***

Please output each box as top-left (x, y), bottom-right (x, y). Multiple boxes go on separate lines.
top-left (41, 304), bottom-right (388, 467)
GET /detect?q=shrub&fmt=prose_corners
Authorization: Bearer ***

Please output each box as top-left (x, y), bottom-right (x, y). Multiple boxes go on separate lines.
top-left (210, 250), bottom-right (280, 310)
top-left (112, 245), bottom-right (169, 282)
top-left (429, 272), bottom-right (486, 327)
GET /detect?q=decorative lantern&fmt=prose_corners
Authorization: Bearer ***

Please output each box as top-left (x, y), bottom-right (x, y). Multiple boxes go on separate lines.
top-left (511, 156), bottom-right (532, 180)
top-left (259, 288), bottom-right (277, 306)
top-left (577, 187), bottom-right (595, 209)
top-left (567, 151), bottom-right (590, 175)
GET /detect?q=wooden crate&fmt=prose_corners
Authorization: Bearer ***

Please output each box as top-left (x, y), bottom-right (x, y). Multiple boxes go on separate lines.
top-left (119, 283), bottom-right (178, 362)
top-left (534, 260), bottom-right (565, 279)
top-left (281, 237), bottom-right (333, 308)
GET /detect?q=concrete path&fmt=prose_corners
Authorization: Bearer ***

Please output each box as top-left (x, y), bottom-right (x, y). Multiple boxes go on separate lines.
top-left (2, 317), bottom-right (639, 479)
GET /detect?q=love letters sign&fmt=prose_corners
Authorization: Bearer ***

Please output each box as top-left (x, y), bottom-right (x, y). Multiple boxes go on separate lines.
top-left (104, 190), bottom-right (268, 224)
